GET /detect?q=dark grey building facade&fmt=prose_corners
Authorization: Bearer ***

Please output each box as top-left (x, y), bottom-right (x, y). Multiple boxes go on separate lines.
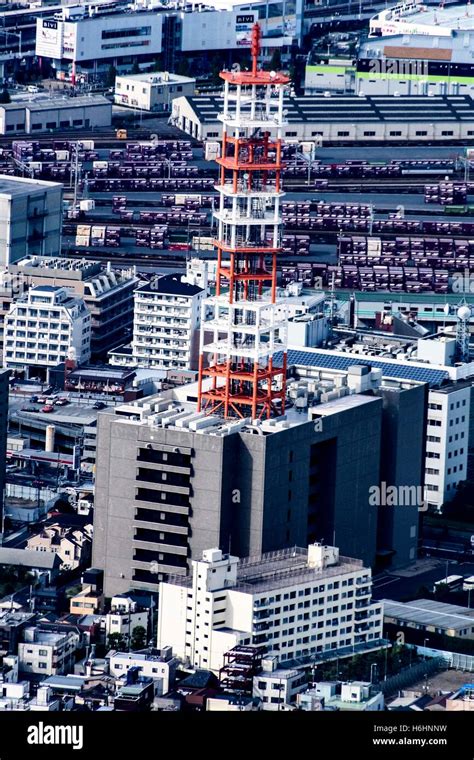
top-left (92, 389), bottom-right (413, 597)
top-left (0, 370), bottom-right (9, 532)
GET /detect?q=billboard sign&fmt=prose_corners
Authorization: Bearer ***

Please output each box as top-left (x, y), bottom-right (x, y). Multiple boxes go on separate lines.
top-left (235, 12), bottom-right (256, 47)
top-left (36, 18), bottom-right (63, 58)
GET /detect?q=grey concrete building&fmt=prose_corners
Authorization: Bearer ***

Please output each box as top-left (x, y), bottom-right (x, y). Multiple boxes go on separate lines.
top-left (376, 383), bottom-right (428, 569)
top-left (0, 176), bottom-right (62, 266)
top-left (0, 369), bottom-right (9, 532)
top-left (92, 383), bottom-right (386, 597)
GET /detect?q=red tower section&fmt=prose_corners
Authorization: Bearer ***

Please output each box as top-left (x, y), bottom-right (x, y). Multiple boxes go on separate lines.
top-left (197, 24), bottom-right (289, 420)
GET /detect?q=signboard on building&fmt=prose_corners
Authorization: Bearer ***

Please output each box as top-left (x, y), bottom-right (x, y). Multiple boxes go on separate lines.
top-left (235, 13), bottom-right (256, 47)
top-left (36, 18), bottom-right (63, 59)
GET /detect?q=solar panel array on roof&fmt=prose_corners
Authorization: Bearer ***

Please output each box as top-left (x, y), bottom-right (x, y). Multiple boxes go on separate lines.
top-left (185, 95), bottom-right (474, 125)
top-left (273, 349), bottom-right (449, 387)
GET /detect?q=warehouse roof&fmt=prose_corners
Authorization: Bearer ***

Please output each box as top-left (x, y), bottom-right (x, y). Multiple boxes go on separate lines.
top-left (0, 175), bottom-right (62, 198)
top-left (3, 95), bottom-right (111, 111)
top-left (183, 94), bottom-right (474, 124)
top-left (383, 598), bottom-right (474, 631)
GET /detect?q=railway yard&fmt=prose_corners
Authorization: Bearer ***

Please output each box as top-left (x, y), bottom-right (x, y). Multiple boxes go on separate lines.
top-left (2, 128), bottom-right (474, 295)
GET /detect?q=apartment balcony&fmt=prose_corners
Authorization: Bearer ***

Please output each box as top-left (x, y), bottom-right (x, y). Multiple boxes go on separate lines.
top-left (253, 609), bottom-right (271, 621)
top-left (254, 621), bottom-right (270, 632)
top-left (355, 589), bottom-right (371, 598)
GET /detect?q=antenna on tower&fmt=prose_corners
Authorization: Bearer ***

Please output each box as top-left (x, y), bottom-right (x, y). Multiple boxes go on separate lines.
top-left (251, 22), bottom-right (261, 77)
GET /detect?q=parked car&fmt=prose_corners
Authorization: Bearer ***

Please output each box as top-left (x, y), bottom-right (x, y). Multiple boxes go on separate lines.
top-left (30, 395), bottom-right (38, 403)
top-left (21, 405), bottom-right (39, 412)
top-left (41, 405), bottom-right (55, 413)
top-left (55, 398), bottom-right (69, 406)
top-left (93, 401), bottom-right (106, 410)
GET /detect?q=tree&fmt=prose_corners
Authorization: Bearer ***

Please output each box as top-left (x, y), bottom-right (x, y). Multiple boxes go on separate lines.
top-left (131, 60), bottom-right (140, 75)
top-left (107, 632), bottom-right (127, 652)
top-left (0, 89), bottom-right (10, 104)
top-left (130, 625), bottom-right (147, 651)
top-left (106, 65), bottom-right (117, 89)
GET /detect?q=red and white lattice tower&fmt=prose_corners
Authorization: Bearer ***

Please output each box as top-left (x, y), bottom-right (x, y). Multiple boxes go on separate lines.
top-left (197, 23), bottom-right (289, 420)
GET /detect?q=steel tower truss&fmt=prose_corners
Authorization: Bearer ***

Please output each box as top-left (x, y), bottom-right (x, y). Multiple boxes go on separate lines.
top-left (197, 24), bottom-right (289, 420)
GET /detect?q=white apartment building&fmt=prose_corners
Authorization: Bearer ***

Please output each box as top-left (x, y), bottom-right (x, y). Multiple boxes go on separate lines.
top-left (157, 543), bottom-right (384, 673)
top-left (132, 274), bottom-right (204, 371)
top-left (425, 383), bottom-right (471, 511)
top-left (3, 285), bottom-right (91, 379)
top-left (105, 594), bottom-right (149, 644)
top-left (114, 72), bottom-right (195, 112)
top-left (18, 628), bottom-right (79, 676)
top-left (107, 648), bottom-right (177, 695)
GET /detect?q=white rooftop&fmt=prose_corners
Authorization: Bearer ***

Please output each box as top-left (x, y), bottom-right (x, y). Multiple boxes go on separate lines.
top-left (116, 72), bottom-right (195, 85)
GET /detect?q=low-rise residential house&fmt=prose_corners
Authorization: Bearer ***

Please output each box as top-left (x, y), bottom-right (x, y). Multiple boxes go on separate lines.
top-left (253, 659), bottom-right (307, 710)
top-left (18, 626), bottom-right (80, 676)
top-left (0, 680), bottom-right (30, 710)
top-left (206, 694), bottom-right (259, 711)
top-left (27, 523), bottom-right (93, 571)
top-left (107, 647), bottom-right (177, 696)
top-left (69, 584), bottom-right (105, 616)
top-left (113, 667), bottom-right (156, 712)
top-left (105, 594), bottom-right (149, 646)
top-left (0, 611), bottom-right (36, 655)
top-left (302, 681), bottom-right (384, 711)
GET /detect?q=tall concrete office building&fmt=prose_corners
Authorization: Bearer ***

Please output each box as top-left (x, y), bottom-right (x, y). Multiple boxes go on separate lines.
top-left (92, 366), bottom-right (425, 596)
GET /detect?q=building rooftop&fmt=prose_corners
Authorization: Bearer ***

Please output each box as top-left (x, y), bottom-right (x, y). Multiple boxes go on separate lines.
top-left (116, 72), bottom-right (195, 85)
top-left (0, 547), bottom-right (61, 570)
top-left (371, 2), bottom-right (474, 33)
top-left (279, 347), bottom-right (450, 387)
top-left (5, 95), bottom-right (112, 111)
top-left (383, 599), bottom-right (474, 631)
top-left (169, 545), bottom-right (367, 594)
top-left (42, 675), bottom-right (86, 691)
top-left (0, 174), bottom-right (62, 198)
